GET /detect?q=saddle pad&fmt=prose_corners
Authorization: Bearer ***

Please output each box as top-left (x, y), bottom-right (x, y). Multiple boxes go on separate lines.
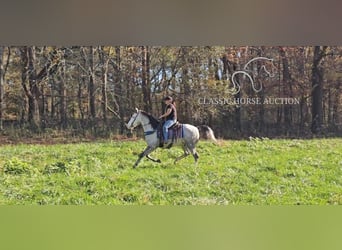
top-left (168, 124), bottom-right (184, 140)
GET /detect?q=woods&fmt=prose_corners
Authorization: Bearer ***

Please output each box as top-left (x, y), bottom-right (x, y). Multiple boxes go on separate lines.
top-left (0, 46), bottom-right (341, 139)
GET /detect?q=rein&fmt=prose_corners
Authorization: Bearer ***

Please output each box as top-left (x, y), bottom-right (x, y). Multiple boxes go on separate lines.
top-left (142, 120), bottom-right (156, 136)
top-left (129, 111), bottom-right (159, 136)
top-left (138, 112), bottom-right (156, 136)
top-left (130, 112), bottom-right (139, 128)
top-left (131, 112), bottom-right (151, 128)
top-left (143, 121), bottom-right (156, 136)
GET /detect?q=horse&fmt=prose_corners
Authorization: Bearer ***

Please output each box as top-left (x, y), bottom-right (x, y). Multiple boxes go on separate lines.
top-left (230, 57), bottom-right (276, 95)
top-left (126, 108), bottom-right (217, 168)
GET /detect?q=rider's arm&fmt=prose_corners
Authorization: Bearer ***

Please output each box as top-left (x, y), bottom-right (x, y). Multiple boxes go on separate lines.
top-left (159, 108), bottom-right (172, 119)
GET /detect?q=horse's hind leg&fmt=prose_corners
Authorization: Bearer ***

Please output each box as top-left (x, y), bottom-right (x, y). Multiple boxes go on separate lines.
top-left (187, 143), bottom-right (199, 164)
top-left (174, 144), bottom-right (190, 164)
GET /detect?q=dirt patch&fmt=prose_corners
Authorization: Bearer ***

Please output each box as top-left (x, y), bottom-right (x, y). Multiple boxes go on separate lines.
top-left (0, 135), bottom-right (139, 145)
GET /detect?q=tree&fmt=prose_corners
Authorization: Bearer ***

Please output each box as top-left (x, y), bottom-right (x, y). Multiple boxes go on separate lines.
top-left (20, 47), bottom-right (40, 129)
top-left (311, 46), bottom-right (327, 134)
top-left (279, 47), bottom-right (294, 132)
top-left (141, 46), bottom-right (152, 113)
top-left (222, 48), bottom-right (242, 133)
top-left (59, 49), bottom-right (68, 128)
top-left (0, 47), bottom-right (6, 130)
top-left (98, 46), bottom-right (110, 124)
top-left (111, 46), bottom-right (126, 132)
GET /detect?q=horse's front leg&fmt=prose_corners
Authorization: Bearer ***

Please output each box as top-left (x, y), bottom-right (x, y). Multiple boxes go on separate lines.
top-left (133, 146), bottom-right (156, 168)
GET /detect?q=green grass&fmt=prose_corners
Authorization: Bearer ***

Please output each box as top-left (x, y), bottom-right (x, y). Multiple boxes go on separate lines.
top-left (0, 138), bottom-right (341, 205)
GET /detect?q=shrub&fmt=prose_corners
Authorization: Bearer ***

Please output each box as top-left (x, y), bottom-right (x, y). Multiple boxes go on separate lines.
top-left (3, 158), bottom-right (34, 175)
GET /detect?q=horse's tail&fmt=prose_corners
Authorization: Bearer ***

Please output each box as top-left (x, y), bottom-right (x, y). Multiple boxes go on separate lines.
top-left (197, 125), bottom-right (217, 144)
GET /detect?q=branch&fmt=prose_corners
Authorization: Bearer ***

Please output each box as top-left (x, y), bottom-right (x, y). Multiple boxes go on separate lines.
top-left (77, 62), bottom-right (88, 74)
top-left (35, 49), bottom-right (61, 83)
top-left (99, 99), bottom-right (121, 119)
top-left (3, 47), bottom-right (11, 78)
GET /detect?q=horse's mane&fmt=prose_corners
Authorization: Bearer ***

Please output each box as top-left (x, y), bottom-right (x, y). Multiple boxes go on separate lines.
top-left (140, 111), bottom-right (160, 129)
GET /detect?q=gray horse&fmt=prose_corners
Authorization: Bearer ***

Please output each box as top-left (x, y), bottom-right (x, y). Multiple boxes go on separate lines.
top-left (126, 108), bottom-right (217, 168)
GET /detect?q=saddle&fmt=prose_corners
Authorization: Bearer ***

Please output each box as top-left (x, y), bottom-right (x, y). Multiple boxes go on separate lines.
top-left (158, 121), bottom-right (183, 148)
top-left (169, 121), bottom-right (182, 130)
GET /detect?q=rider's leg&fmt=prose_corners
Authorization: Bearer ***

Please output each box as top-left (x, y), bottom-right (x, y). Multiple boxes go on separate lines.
top-left (163, 120), bottom-right (175, 143)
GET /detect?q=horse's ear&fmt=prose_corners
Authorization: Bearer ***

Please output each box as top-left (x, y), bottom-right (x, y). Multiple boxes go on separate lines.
top-left (135, 108), bottom-right (139, 113)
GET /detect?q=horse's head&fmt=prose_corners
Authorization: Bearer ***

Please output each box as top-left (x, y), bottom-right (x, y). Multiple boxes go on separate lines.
top-left (243, 57), bottom-right (277, 78)
top-left (126, 108), bottom-right (142, 130)
top-left (262, 58), bottom-right (276, 78)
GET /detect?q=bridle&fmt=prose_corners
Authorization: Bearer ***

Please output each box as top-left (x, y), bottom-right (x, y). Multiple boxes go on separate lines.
top-left (128, 112), bottom-right (139, 129)
top-left (129, 111), bottom-right (151, 129)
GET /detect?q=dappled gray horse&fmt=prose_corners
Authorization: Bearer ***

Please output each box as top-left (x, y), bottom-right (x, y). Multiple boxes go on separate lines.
top-left (126, 108), bottom-right (216, 168)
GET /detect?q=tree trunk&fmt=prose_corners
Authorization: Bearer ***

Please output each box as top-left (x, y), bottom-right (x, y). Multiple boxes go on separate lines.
top-left (332, 81), bottom-right (340, 126)
top-left (233, 79), bottom-right (242, 133)
top-left (277, 57), bottom-right (282, 128)
top-left (257, 47), bottom-right (265, 134)
top-left (59, 56), bottom-right (67, 128)
top-left (179, 47), bottom-right (192, 123)
top-left (279, 47), bottom-right (293, 133)
top-left (311, 46), bottom-right (327, 134)
top-left (327, 88), bottom-right (332, 125)
top-left (299, 95), bottom-right (305, 133)
top-left (222, 53), bottom-right (241, 133)
top-left (77, 65), bottom-right (85, 121)
top-left (0, 47), bottom-right (4, 130)
top-left (141, 46), bottom-right (151, 112)
top-left (258, 77), bottom-right (265, 134)
top-left (40, 84), bottom-right (46, 129)
top-left (98, 46), bottom-right (109, 124)
top-left (115, 46), bottom-right (126, 133)
top-left (89, 46), bottom-right (96, 120)
top-left (20, 47), bottom-right (40, 129)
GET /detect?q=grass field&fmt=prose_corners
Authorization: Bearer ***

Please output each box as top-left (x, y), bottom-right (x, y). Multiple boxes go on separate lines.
top-left (0, 138), bottom-right (341, 205)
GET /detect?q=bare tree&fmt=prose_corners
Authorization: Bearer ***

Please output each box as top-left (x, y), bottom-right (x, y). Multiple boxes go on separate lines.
top-left (279, 47), bottom-right (294, 132)
top-left (59, 51), bottom-right (67, 128)
top-left (98, 46), bottom-right (109, 123)
top-left (0, 47), bottom-right (5, 130)
top-left (311, 46), bottom-right (328, 134)
top-left (222, 49), bottom-right (242, 132)
top-left (141, 46), bottom-right (152, 112)
top-left (20, 47), bottom-right (41, 129)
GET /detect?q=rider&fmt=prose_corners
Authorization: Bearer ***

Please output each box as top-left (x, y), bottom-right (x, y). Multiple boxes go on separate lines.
top-left (159, 96), bottom-right (177, 146)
